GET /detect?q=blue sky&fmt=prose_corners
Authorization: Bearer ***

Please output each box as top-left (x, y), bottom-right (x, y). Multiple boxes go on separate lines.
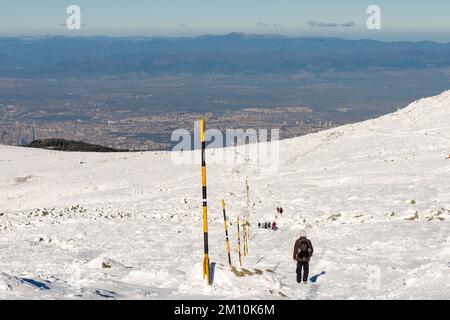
top-left (0, 0), bottom-right (449, 41)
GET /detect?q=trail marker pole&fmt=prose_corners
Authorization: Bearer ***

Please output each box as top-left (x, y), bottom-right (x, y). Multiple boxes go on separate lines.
top-left (243, 177), bottom-right (250, 256)
top-left (200, 118), bottom-right (210, 284)
top-left (222, 199), bottom-right (232, 267)
top-left (237, 217), bottom-right (243, 267)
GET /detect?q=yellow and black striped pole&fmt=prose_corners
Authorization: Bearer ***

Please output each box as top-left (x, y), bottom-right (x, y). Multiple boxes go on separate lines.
top-left (237, 217), bottom-right (243, 267)
top-left (222, 199), bottom-right (232, 266)
top-left (200, 118), bottom-right (210, 284)
top-left (243, 221), bottom-right (249, 256)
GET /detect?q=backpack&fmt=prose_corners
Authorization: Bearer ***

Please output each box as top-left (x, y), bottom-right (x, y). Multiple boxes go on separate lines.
top-left (299, 239), bottom-right (309, 254)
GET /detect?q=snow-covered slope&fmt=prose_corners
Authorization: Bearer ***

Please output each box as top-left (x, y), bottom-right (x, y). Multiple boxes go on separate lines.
top-left (0, 90), bottom-right (449, 299)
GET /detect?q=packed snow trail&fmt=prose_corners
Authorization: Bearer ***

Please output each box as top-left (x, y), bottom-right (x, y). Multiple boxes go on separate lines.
top-left (1, 90), bottom-right (450, 299)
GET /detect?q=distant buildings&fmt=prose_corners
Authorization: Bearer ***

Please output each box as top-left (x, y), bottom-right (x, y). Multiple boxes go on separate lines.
top-left (0, 104), bottom-right (344, 150)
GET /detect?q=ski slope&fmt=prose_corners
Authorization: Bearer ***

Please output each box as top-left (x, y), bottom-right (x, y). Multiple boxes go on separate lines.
top-left (0, 90), bottom-right (450, 299)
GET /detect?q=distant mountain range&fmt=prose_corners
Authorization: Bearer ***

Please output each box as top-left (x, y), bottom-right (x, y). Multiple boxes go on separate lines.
top-left (1, 33), bottom-right (449, 76)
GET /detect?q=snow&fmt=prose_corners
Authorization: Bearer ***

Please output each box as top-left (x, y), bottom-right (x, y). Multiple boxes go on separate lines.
top-left (1, 89), bottom-right (450, 299)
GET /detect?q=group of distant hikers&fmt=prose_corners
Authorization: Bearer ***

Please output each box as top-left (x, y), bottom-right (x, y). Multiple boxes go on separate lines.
top-left (257, 207), bottom-right (284, 231)
top-left (258, 221), bottom-right (278, 230)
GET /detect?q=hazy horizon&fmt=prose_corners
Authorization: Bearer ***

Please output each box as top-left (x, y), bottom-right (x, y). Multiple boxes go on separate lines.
top-left (1, 1), bottom-right (449, 42)
top-left (1, 32), bottom-right (449, 45)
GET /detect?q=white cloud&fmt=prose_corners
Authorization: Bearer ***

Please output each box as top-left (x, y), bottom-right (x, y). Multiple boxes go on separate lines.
top-left (307, 21), bottom-right (355, 28)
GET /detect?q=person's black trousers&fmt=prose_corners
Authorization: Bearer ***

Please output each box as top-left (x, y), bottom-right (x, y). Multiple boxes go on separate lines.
top-left (296, 261), bottom-right (309, 282)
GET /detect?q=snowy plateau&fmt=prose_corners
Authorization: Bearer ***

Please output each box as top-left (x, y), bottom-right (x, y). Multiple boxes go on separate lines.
top-left (0, 90), bottom-right (450, 299)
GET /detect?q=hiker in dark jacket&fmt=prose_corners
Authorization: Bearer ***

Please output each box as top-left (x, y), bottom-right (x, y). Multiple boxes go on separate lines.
top-left (293, 231), bottom-right (314, 284)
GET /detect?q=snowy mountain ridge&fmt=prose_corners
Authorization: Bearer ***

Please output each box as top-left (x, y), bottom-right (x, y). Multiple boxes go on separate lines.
top-left (287, 88), bottom-right (450, 146)
top-left (0, 89), bottom-right (449, 299)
